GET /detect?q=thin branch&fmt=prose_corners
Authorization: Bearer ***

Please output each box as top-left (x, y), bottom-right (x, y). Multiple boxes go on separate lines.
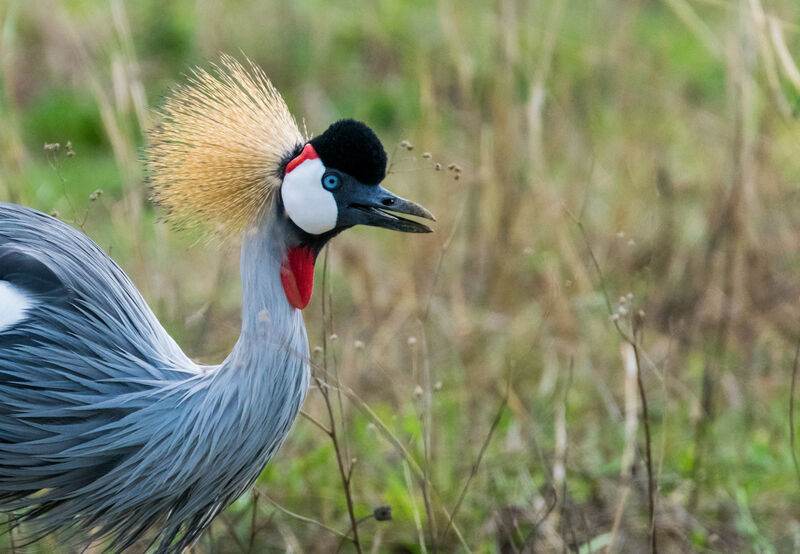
top-left (247, 491), bottom-right (260, 554)
top-left (422, 200), bottom-right (464, 322)
top-left (404, 460), bottom-right (429, 554)
top-left (341, 385), bottom-right (472, 551)
top-left (219, 513), bottom-right (246, 552)
top-left (418, 323), bottom-right (437, 551)
top-left (565, 204), bottom-right (657, 553)
top-left (562, 204), bottom-right (635, 344)
top-left (8, 516), bottom-right (15, 554)
top-left (300, 409), bottom-right (332, 436)
top-left (633, 339), bottom-right (657, 554)
top-left (319, 250), bottom-right (363, 553)
top-left (337, 514), bottom-right (377, 554)
top-left (264, 495), bottom-right (350, 540)
top-left (312, 373), bottom-right (362, 552)
top-left (790, 339), bottom-right (800, 488)
top-left (558, 359), bottom-right (579, 553)
top-left (439, 390), bottom-right (508, 543)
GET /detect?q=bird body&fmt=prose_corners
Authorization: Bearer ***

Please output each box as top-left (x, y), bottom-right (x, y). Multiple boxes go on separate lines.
top-left (0, 56), bottom-right (433, 551)
top-left (0, 201), bottom-right (308, 551)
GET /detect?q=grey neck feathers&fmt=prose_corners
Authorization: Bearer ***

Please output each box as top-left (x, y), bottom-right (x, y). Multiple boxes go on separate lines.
top-left (149, 212), bottom-right (312, 541)
top-left (223, 212), bottom-right (309, 372)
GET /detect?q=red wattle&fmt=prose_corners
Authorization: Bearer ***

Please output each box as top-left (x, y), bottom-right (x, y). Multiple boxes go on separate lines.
top-left (280, 246), bottom-right (316, 309)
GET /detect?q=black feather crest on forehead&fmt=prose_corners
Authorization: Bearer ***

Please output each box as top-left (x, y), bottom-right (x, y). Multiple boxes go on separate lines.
top-left (309, 119), bottom-right (387, 185)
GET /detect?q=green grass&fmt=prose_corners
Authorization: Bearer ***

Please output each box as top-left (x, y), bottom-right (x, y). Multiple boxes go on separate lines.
top-left (3, 0), bottom-right (800, 551)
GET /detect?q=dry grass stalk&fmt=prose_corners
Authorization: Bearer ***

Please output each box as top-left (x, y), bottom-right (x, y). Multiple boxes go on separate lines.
top-left (438, 391), bottom-right (507, 545)
top-left (566, 207), bottom-right (658, 553)
top-left (790, 341), bottom-right (800, 488)
top-left (316, 250), bottom-right (363, 553)
top-left (403, 460), bottom-right (428, 554)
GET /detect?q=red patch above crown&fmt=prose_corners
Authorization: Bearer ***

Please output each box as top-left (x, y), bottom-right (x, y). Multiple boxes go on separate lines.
top-left (284, 143), bottom-right (319, 175)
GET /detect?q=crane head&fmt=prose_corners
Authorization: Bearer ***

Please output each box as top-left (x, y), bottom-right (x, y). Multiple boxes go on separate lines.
top-left (146, 55), bottom-right (433, 309)
top-left (280, 119), bottom-right (434, 237)
top-left (277, 119), bottom-right (434, 309)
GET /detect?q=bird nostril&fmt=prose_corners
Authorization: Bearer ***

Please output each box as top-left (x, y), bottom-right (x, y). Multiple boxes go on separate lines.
top-left (381, 198), bottom-right (396, 207)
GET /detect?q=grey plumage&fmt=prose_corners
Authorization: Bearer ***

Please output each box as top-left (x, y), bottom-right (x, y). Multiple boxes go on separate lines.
top-left (0, 201), bottom-right (309, 551)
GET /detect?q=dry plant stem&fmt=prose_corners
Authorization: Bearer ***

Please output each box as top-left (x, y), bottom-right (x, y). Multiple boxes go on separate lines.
top-left (522, 488), bottom-right (559, 549)
top-left (247, 491), bottom-right (259, 554)
top-left (438, 390), bottom-right (508, 544)
top-left (337, 515), bottom-right (379, 554)
top-left (633, 336), bottom-right (656, 554)
top-left (340, 386), bottom-right (471, 551)
top-left (790, 340), bottom-right (800, 487)
top-left (691, 10), bottom-right (755, 513)
top-left (608, 485), bottom-right (631, 554)
top-left (299, 409), bottom-right (332, 435)
top-left (558, 360), bottom-right (579, 552)
top-left (610, 342), bottom-right (638, 554)
top-left (324, 249), bottom-right (352, 475)
top-left (263, 495), bottom-right (349, 540)
top-left (315, 381), bottom-right (362, 552)
top-left (8, 516), bottom-right (15, 554)
top-left (566, 207), bottom-right (657, 553)
top-left (403, 461), bottom-right (428, 554)
top-left (414, 201), bottom-right (463, 552)
top-left (46, 149), bottom-right (84, 231)
top-left (219, 514), bottom-right (246, 552)
top-left (418, 323), bottom-right (437, 552)
top-left (320, 249), bottom-right (363, 554)
top-left (422, 201), bottom-right (464, 321)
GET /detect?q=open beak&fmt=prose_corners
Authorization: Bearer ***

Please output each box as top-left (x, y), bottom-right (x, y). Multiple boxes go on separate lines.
top-left (337, 183), bottom-right (435, 233)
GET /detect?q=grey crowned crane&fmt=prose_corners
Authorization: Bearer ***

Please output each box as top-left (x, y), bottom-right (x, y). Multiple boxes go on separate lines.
top-left (0, 56), bottom-right (433, 552)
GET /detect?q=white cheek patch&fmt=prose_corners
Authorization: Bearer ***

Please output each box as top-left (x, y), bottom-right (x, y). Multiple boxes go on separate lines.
top-left (0, 281), bottom-right (33, 333)
top-left (281, 158), bottom-right (338, 235)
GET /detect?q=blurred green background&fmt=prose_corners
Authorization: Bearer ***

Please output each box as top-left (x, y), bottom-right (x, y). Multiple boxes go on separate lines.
top-left (3, 0), bottom-right (800, 552)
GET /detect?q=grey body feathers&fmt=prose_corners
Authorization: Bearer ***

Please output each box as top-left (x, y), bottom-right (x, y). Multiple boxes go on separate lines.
top-left (0, 202), bottom-right (310, 552)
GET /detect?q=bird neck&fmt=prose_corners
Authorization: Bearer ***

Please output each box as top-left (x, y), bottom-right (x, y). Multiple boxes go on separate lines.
top-left (185, 214), bottom-right (310, 505)
top-left (225, 213), bottom-right (310, 371)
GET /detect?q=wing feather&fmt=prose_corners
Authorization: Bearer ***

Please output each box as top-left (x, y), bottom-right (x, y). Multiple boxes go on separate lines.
top-left (0, 202), bottom-right (199, 548)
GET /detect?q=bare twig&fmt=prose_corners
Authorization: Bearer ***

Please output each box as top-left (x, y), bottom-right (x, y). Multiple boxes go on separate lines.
top-left (562, 204), bottom-right (635, 344)
top-left (633, 339), bottom-right (657, 553)
top-left (336, 514), bottom-right (380, 554)
top-left (8, 516), bottom-right (15, 554)
top-left (439, 389), bottom-right (508, 543)
top-left (319, 249), bottom-right (363, 553)
top-left (313, 374), bottom-right (362, 551)
top-left (45, 142), bottom-right (86, 231)
top-left (247, 491), bottom-right (260, 554)
top-left (790, 340), bottom-right (800, 488)
top-left (565, 204), bottom-right (657, 553)
top-left (416, 323), bottom-right (437, 551)
top-left (264, 495), bottom-right (350, 540)
top-left (299, 409), bottom-right (332, 435)
top-left (404, 460), bottom-right (428, 554)
top-left (341, 385), bottom-right (471, 550)
top-left (558, 360), bottom-right (579, 553)
top-left (219, 513), bottom-right (246, 552)
top-left (422, 200), bottom-right (464, 322)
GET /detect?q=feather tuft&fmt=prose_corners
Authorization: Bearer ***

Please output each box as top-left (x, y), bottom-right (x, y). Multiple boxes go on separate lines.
top-left (147, 55), bottom-right (304, 235)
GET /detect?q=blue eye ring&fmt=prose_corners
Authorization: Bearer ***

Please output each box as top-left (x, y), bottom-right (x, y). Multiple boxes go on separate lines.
top-left (322, 173), bottom-right (340, 191)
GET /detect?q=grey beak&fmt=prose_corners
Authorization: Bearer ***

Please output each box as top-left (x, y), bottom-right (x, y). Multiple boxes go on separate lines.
top-left (336, 183), bottom-right (435, 233)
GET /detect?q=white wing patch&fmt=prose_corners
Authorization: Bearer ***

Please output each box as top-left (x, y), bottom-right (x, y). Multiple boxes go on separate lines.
top-left (280, 158), bottom-right (338, 235)
top-left (0, 281), bottom-right (32, 333)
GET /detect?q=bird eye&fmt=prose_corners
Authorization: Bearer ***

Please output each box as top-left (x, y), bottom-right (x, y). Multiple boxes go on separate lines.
top-left (322, 174), bottom-right (340, 191)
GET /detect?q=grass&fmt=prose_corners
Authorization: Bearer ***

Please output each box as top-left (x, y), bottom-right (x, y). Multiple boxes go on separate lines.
top-left (2, 0), bottom-right (800, 551)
